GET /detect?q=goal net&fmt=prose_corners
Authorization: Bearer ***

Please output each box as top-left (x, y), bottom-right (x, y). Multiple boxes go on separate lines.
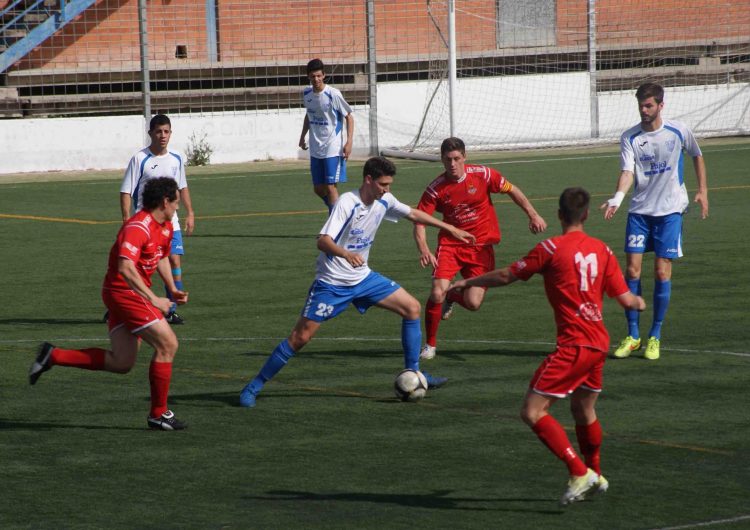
top-left (391, 0), bottom-right (750, 155)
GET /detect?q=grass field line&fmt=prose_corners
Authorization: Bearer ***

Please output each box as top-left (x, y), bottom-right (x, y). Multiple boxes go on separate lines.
top-left (4, 335), bottom-right (748, 357)
top-left (650, 514), bottom-right (750, 530)
top-left (2, 183), bottom-right (748, 225)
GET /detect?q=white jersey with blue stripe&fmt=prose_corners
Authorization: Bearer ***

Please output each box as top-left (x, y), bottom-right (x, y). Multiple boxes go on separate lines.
top-left (303, 85), bottom-right (353, 159)
top-left (620, 118), bottom-right (702, 216)
top-left (120, 147), bottom-right (188, 231)
top-left (315, 190), bottom-right (411, 286)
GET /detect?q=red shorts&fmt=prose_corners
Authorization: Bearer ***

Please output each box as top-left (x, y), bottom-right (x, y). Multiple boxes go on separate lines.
top-left (433, 244), bottom-right (495, 281)
top-left (529, 345), bottom-right (606, 398)
top-left (102, 288), bottom-right (164, 334)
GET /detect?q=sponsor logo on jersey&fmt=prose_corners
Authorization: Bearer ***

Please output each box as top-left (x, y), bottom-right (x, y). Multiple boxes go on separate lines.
top-left (150, 164), bottom-right (159, 170)
top-left (639, 154), bottom-right (655, 162)
top-left (638, 140), bottom-right (648, 147)
top-left (350, 228), bottom-right (364, 235)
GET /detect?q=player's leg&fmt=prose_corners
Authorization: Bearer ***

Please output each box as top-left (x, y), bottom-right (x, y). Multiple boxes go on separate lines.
top-left (571, 387), bottom-right (609, 498)
top-left (422, 278), bottom-right (451, 359)
top-left (615, 214), bottom-right (648, 358)
top-left (323, 156), bottom-right (346, 211)
top-left (375, 285), bottom-right (447, 389)
top-left (444, 245), bottom-right (494, 313)
top-left (137, 320), bottom-right (185, 430)
top-left (240, 316), bottom-right (321, 408)
top-left (646, 213), bottom-right (681, 360)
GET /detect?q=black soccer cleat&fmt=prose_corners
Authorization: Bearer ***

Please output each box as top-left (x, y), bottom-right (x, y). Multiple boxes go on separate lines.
top-left (147, 410), bottom-right (188, 431)
top-left (102, 310), bottom-right (109, 323)
top-left (165, 311), bottom-right (185, 325)
top-left (29, 342), bottom-right (55, 385)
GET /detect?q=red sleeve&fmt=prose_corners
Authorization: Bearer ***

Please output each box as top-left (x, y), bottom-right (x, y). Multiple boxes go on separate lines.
top-left (509, 242), bottom-right (551, 281)
top-left (417, 188), bottom-right (437, 216)
top-left (602, 247), bottom-right (629, 298)
top-left (488, 166), bottom-right (513, 194)
top-left (117, 222), bottom-right (150, 262)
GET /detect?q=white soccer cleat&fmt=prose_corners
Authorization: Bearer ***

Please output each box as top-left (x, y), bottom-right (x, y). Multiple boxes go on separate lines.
top-left (419, 344), bottom-right (436, 360)
top-left (560, 468), bottom-right (599, 506)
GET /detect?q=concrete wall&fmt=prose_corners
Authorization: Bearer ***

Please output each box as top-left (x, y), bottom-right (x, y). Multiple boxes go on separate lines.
top-left (1, 77), bottom-right (748, 173)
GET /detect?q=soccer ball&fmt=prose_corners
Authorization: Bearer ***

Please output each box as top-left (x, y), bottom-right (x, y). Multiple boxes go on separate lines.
top-left (394, 369), bottom-right (428, 402)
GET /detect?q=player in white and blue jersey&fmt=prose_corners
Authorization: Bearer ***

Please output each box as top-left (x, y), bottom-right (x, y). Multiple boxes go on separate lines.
top-left (119, 114), bottom-right (196, 324)
top-left (298, 58), bottom-right (354, 213)
top-left (239, 157), bottom-right (476, 408)
top-left (602, 83), bottom-right (708, 360)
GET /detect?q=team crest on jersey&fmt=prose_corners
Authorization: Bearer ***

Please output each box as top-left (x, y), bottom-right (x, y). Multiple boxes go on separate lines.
top-left (578, 302), bottom-right (602, 321)
top-left (171, 166), bottom-right (178, 177)
top-left (162, 229), bottom-right (170, 237)
top-left (467, 183), bottom-right (477, 195)
top-left (666, 139), bottom-right (676, 152)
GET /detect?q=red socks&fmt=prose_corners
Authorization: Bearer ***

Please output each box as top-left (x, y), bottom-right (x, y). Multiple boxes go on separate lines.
top-left (532, 414), bottom-right (589, 477)
top-left (575, 419), bottom-right (603, 474)
top-left (50, 347), bottom-right (106, 370)
top-left (424, 299), bottom-right (442, 347)
top-left (149, 361), bottom-right (173, 418)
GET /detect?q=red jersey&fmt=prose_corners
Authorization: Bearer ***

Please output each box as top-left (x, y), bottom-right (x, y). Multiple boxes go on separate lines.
top-left (417, 164), bottom-right (513, 246)
top-left (510, 231), bottom-right (628, 352)
top-left (103, 210), bottom-right (173, 291)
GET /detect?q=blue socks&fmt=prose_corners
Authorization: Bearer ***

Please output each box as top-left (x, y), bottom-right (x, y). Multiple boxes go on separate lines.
top-left (249, 339), bottom-right (296, 394)
top-left (402, 318), bottom-right (421, 371)
top-left (322, 195), bottom-right (332, 214)
top-left (649, 280), bottom-right (671, 340)
top-left (626, 278), bottom-right (641, 338)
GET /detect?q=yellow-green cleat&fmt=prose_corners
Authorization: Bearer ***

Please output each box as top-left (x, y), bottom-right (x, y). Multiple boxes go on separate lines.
top-left (560, 468), bottom-right (599, 506)
top-left (612, 336), bottom-right (641, 358)
top-left (644, 337), bottom-right (660, 360)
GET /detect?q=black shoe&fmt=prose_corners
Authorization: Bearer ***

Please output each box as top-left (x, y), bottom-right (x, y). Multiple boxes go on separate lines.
top-left (102, 310), bottom-right (109, 323)
top-left (147, 410), bottom-right (188, 431)
top-left (165, 312), bottom-right (184, 325)
top-left (29, 342), bottom-right (55, 385)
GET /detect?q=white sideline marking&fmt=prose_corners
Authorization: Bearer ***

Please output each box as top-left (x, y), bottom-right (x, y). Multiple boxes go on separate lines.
top-left (3, 336), bottom-right (748, 357)
top-left (651, 514), bottom-right (750, 530)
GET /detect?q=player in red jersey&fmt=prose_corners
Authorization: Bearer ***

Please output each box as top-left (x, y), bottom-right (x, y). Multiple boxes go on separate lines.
top-left (29, 177), bottom-right (190, 431)
top-left (448, 187), bottom-right (645, 506)
top-left (413, 137), bottom-right (547, 360)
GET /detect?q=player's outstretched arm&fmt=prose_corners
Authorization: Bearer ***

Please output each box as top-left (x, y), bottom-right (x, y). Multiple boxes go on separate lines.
top-left (317, 234), bottom-right (365, 268)
top-left (343, 113), bottom-right (354, 160)
top-left (615, 291), bottom-right (645, 311)
top-left (406, 208), bottom-right (476, 245)
top-left (412, 223), bottom-right (437, 269)
top-left (693, 155), bottom-right (708, 219)
top-left (601, 170), bottom-right (634, 220)
top-left (449, 266), bottom-right (518, 293)
top-left (507, 186), bottom-right (547, 234)
top-left (157, 257), bottom-right (188, 305)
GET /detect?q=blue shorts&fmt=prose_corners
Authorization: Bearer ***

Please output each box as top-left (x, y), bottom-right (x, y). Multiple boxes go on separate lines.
top-left (301, 272), bottom-right (400, 322)
top-left (625, 213), bottom-right (683, 259)
top-left (171, 230), bottom-right (184, 256)
top-left (310, 156), bottom-right (347, 186)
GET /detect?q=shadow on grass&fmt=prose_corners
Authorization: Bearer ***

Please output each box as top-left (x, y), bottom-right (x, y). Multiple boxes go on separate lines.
top-left (191, 234), bottom-right (314, 240)
top-left (243, 489), bottom-right (561, 514)
top-left (0, 418), bottom-right (143, 431)
top-left (0, 318), bottom-right (103, 325)
top-left (238, 348), bottom-right (547, 361)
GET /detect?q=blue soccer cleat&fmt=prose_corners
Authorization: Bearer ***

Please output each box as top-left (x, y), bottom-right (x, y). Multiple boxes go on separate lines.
top-left (421, 371), bottom-right (448, 389)
top-left (239, 383), bottom-right (258, 408)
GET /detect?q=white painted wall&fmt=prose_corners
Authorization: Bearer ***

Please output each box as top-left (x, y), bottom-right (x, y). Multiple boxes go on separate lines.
top-left (1, 76), bottom-right (747, 174)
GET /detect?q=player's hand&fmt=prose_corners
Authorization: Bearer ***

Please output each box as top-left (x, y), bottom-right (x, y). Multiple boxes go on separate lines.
top-left (154, 297), bottom-right (175, 315)
top-left (694, 191), bottom-right (709, 219)
top-left (634, 295), bottom-right (646, 312)
top-left (184, 213), bottom-right (195, 236)
top-left (528, 214), bottom-right (547, 234)
top-left (343, 141), bottom-right (352, 160)
top-left (171, 290), bottom-right (189, 305)
top-left (600, 201), bottom-right (619, 220)
top-left (299, 138), bottom-right (308, 150)
top-left (343, 251), bottom-right (365, 268)
top-left (449, 227), bottom-right (476, 244)
top-left (419, 251), bottom-right (437, 269)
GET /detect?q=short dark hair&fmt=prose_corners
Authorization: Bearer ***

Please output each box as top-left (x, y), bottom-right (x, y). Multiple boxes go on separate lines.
top-left (635, 82), bottom-right (664, 104)
top-left (558, 187), bottom-right (590, 225)
top-left (149, 114), bottom-right (171, 131)
top-left (142, 177), bottom-right (178, 210)
top-left (306, 58), bottom-right (325, 74)
top-left (440, 137), bottom-right (466, 157)
top-left (363, 156), bottom-right (396, 180)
